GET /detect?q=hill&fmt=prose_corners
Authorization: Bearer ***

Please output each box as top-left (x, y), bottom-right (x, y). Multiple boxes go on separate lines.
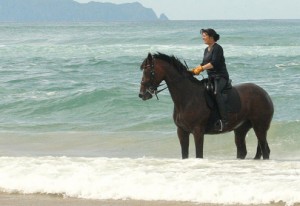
top-left (0, 0), bottom-right (168, 22)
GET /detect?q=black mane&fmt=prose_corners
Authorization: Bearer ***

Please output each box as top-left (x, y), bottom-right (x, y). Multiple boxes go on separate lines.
top-left (153, 52), bottom-right (188, 72)
top-left (152, 52), bottom-right (202, 84)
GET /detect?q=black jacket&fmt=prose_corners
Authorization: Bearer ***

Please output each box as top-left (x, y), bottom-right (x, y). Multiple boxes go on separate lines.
top-left (201, 43), bottom-right (229, 80)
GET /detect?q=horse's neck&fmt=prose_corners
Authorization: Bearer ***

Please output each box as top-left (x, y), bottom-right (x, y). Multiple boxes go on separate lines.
top-left (164, 70), bottom-right (204, 109)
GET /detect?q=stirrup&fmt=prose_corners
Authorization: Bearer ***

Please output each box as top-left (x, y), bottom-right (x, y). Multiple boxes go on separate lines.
top-left (214, 120), bottom-right (222, 131)
top-left (219, 120), bottom-right (224, 131)
top-left (215, 120), bottom-right (227, 132)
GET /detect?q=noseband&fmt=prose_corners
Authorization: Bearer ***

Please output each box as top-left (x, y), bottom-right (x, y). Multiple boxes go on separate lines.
top-left (141, 56), bottom-right (167, 100)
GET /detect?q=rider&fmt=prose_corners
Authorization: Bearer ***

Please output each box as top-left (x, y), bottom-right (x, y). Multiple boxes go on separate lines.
top-left (191, 28), bottom-right (229, 131)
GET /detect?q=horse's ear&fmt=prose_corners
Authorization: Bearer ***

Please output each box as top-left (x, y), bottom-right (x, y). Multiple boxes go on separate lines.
top-left (147, 53), bottom-right (152, 61)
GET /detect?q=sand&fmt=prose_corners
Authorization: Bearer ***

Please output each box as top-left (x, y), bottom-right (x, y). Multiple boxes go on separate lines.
top-left (0, 193), bottom-right (298, 206)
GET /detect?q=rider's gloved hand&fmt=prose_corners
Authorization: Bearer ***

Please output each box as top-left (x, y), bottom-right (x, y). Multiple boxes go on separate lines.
top-left (191, 65), bottom-right (204, 75)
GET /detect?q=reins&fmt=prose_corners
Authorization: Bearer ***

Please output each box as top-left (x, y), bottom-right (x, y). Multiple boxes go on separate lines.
top-left (155, 83), bottom-right (168, 100)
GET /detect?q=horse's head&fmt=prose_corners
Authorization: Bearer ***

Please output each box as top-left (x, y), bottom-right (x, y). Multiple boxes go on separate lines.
top-left (139, 52), bottom-right (199, 100)
top-left (139, 53), bottom-right (165, 101)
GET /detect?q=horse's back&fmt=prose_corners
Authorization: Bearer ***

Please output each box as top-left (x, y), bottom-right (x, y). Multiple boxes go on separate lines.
top-left (234, 83), bottom-right (274, 123)
top-left (234, 83), bottom-right (273, 105)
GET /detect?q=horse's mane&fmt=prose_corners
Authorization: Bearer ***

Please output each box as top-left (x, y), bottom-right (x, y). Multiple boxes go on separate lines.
top-left (152, 52), bottom-right (202, 84)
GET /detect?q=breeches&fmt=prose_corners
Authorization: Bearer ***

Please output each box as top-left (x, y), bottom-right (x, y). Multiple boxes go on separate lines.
top-left (213, 77), bottom-right (227, 96)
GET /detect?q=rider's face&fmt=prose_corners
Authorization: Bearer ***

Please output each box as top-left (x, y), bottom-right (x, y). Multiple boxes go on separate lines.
top-left (202, 33), bottom-right (214, 45)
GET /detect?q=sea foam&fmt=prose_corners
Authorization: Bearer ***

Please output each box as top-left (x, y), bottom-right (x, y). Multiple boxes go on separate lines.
top-left (0, 156), bottom-right (299, 205)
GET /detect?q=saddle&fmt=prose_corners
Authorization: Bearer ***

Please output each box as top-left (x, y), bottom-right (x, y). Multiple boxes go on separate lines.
top-left (202, 78), bottom-right (241, 131)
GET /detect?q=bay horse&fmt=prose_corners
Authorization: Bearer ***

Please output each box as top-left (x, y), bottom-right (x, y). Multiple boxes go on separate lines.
top-left (139, 53), bottom-right (274, 159)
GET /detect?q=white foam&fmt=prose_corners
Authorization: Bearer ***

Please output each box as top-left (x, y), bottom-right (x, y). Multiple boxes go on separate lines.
top-left (224, 45), bottom-right (300, 58)
top-left (0, 156), bottom-right (299, 205)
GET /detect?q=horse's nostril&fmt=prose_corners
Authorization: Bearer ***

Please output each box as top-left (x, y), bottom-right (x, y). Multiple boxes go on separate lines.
top-left (139, 93), bottom-right (143, 98)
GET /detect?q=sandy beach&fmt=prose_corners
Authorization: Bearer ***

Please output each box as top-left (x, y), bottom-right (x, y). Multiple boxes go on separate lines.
top-left (0, 193), bottom-right (298, 206)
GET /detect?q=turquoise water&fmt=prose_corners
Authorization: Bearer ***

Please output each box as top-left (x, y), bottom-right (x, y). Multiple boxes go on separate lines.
top-left (0, 20), bottom-right (300, 204)
top-left (0, 21), bottom-right (299, 129)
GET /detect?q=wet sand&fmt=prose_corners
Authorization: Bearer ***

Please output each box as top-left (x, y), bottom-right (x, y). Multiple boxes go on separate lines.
top-left (0, 193), bottom-right (297, 206)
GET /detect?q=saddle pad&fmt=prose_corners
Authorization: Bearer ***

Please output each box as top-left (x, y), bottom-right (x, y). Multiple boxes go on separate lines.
top-left (205, 87), bottom-right (241, 113)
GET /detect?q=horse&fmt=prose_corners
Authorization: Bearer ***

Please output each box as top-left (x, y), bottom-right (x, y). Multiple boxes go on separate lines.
top-left (138, 52), bottom-right (274, 160)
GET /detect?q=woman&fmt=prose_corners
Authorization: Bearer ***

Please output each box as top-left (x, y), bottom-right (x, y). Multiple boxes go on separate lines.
top-left (191, 28), bottom-right (229, 131)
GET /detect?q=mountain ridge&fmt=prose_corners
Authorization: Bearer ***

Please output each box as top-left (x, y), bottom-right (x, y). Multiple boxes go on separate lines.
top-left (0, 0), bottom-right (169, 22)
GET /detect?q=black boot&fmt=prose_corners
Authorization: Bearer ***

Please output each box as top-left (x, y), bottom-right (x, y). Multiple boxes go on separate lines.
top-left (215, 93), bottom-right (228, 131)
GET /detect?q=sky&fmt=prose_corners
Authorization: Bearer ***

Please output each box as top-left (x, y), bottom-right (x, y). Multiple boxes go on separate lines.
top-left (75, 0), bottom-right (300, 20)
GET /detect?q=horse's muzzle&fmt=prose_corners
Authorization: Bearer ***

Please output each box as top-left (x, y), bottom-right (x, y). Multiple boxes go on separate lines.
top-left (139, 91), bottom-right (153, 101)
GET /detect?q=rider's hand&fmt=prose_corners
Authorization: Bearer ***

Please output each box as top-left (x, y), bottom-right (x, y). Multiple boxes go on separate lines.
top-left (191, 65), bottom-right (204, 75)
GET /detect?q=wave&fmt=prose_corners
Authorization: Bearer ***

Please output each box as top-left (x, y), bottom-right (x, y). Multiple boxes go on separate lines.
top-left (0, 156), bottom-right (299, 205)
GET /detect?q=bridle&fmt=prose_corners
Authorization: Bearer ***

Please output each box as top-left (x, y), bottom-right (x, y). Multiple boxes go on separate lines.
top-left (140, 56), bottom-right (167, 100)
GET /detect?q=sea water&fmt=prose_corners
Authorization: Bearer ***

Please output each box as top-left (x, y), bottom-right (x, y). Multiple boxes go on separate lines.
top-left (0, 20), bottom-right (299, 205)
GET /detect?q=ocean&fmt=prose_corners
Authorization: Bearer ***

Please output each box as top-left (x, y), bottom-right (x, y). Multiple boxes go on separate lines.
top-left (0, 20), bottom-right (299, 205)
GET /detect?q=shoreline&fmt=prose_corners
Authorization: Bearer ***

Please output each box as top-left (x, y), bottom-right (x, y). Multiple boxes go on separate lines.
top-left (0, 193), bottom-right (298, 206)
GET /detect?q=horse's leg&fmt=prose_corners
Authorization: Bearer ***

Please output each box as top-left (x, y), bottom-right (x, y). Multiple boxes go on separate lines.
top-left (254, 144), bottom-right (262, 160)
top-left (234, 121), bottom-right (252, 159)
top-left (177, 127), bottom-right (190, 159)
top-left (193, 128), bottom-right (205, 158)
top-left (253, 126), bottom-right (270, 160)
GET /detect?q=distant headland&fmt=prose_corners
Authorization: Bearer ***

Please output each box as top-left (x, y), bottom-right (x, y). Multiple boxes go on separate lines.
top-left (0, 0), bottom-right (169, 22)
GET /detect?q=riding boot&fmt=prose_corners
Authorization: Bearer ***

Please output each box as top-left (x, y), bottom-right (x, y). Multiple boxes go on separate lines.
top-left (215, 93), bottom-right (228, 131)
